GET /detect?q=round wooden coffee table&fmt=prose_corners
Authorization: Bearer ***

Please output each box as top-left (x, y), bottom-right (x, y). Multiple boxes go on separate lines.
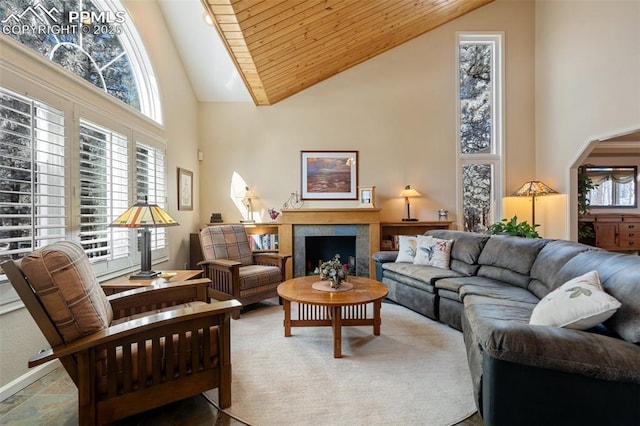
top-left (277, 276), bottom-right (389, 358)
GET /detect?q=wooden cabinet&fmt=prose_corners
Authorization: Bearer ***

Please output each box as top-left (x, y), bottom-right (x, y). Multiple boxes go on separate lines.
top-left (588, 214), bottom-right (640, 251)
top-left (380, 221), bottom-right (453, 250)
top-left (618, 222), bottom-right (640, 249)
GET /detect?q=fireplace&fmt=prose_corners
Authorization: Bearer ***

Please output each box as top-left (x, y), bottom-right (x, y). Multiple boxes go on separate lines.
top-left (279, 208), bottom-right (381, 280)
top-left (305, 235), bottom-right (356, 275)
top-left (293, 224), bottom-right (370, 278)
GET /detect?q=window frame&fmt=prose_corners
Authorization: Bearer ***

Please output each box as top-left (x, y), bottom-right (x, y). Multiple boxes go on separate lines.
top-left (0, 35), bottom-right (167, 305)
top-left (585, 165), bottom-right (638, 208)
top-left (456, 32), bottom-right (505, 231)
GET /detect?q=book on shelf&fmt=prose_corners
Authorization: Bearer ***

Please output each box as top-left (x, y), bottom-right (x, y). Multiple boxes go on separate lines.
top-left (249, 233), bottom-right (279, 251)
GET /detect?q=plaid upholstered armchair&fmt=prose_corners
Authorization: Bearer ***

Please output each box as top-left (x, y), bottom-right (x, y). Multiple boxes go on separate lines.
top-left (199, 225), bottom-right (291, 318)
top-left (2, 241), bottom-right (241, 425)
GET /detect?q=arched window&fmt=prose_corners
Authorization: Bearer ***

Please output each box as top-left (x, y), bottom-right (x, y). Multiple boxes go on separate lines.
top-left (0, 0), bottom-right (162, 123)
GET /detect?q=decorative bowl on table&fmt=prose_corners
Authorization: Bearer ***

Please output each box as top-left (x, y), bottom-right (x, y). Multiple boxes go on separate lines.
top-left (159, 272), bottom-right (177, 280)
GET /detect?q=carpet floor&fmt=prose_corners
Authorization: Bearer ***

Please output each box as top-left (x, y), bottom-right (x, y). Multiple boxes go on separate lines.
top-left (206, 300), bottom-right (476, 426)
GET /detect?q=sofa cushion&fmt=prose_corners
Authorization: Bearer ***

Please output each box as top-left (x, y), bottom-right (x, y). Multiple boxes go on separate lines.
top-left (426, 230), bottom-right (490, 276)
top-left (438, 288), bottom-right (461, 302)
top-left (528, 239), bottom-right (598, 299)
top-left (477, 236), bottom-right (548, 288)
top-left (20, 241), bottom-right (113, 343)
top-left (381, 263), bottom-right (462, 292)
top-left (529, 270), bottom-right (621, 330)
top-left (459, 279), bottom-right (540, 305)
top-left (413, 236), bottom-right (453, 269)
top-left (556, 251), bottom-right (640, 344)
top-left (435, 276), bottom-right (469, 294)
top-left (395, 235), bottom-right (419, 263)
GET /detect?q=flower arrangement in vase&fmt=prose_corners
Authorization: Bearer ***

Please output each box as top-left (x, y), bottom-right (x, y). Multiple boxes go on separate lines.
top-left (319, 254), bottom-right (348, 289)
top-left (268, 208), bottom-right (279, 221)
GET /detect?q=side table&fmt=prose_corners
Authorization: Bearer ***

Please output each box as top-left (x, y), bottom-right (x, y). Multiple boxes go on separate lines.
top-left (101, 269), bottom-right (203, 295)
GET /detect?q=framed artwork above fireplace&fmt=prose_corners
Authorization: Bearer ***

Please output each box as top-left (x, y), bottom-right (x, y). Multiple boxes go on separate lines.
top-left (301, 150), bottom-right (358, 200)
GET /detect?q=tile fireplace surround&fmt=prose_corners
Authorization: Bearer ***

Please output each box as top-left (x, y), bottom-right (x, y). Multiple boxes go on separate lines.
top-left (279, 209), bottom-right (381, 280)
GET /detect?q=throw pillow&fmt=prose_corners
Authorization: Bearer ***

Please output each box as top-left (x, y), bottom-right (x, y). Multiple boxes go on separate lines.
top-left (20, 241), bottom-right (113, 343)
top-left (395, 235), bottom-right (419, 263)
top-left (529, 270), bottom-right (621, 330)
top-left (413, 236), bottom-right (453, 270)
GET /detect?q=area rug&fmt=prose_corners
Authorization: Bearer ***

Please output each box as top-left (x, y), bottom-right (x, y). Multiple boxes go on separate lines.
top-left (206, 301), bottom-right (476, 426)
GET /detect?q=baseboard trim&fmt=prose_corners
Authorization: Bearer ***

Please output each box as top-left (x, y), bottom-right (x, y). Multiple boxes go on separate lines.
top-left (0, 360), bottom-right (60, 402)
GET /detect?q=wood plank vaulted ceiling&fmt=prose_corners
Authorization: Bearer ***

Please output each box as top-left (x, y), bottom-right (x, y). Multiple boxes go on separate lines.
top-left (202, 0), bottom-right (495, 106)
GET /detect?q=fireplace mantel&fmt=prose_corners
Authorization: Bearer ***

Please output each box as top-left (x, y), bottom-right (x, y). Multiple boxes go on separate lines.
top-left (279, 209), bottom-right (381, 279)
top-left (281, 208), bottom-right (381, 224)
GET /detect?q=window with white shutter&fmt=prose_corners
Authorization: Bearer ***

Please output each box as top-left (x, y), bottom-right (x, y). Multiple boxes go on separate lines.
top-left (78, 120), bottom-right (129, 262)
top-left (0, 88), bottom-right (66, 270)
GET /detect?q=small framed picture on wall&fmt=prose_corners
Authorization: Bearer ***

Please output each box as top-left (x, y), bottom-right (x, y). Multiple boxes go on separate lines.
top-left (358, 186), bottom-right (375, 208)
top-left (177, 167), bottom-right (193, 211)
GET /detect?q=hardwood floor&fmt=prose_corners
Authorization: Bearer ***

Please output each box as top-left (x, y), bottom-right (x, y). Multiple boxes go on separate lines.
top-left (0, 366), bottom-right (483, 425)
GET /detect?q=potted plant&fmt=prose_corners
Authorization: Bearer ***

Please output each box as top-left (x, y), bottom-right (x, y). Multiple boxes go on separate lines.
top-left (577, 165), bottom-right (598, 243)
top-left (487, 216), bottom-right (540, 238)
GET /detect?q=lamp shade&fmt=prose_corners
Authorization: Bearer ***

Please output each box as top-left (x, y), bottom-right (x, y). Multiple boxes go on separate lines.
top-left (510, 180), bottom-right (557, 230)
top-left (110, 199), bottom-right (179, 228)
top-left (244, 188), bottom-right (256, 200)
top-left (398, 185), bottom-right (422, 198)
top-left (399, 185), bottom-right (422, 221)
top-left (109, 197), bottom-right (178, 280)
top-left (511, 181), bottom-right (557, 197)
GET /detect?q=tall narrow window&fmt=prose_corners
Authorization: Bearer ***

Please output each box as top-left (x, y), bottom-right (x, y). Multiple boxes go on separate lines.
top-left (79, 119), bottom-right (129, 262)
top-left (0, 88), bottom-right (66, 266)
top-left (457, 33), bottom-right (503, 232)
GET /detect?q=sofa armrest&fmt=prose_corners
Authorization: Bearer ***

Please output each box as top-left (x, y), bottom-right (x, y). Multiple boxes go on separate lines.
top-left (372, 251), bottom-right (398, 263)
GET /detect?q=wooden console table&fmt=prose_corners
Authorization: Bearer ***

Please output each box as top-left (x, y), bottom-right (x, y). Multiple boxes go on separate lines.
top-left (101, 269), bottom-right (203, 295)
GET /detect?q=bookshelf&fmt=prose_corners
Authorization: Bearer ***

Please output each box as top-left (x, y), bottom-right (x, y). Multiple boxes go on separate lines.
top-left (244, 224), bottom-right (280, 252)
top-left (380, 221), bottom-right (453, 250)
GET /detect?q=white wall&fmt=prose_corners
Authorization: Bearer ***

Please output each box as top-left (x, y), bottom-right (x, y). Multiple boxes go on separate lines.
top-left (535, 0), bottom-right (640, 239)
top-left (198, 0), bottom-right (536, 228)
top-left (124, 0), bottom-right (201, 270)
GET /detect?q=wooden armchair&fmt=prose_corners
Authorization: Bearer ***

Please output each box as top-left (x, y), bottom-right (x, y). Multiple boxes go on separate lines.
top-left (2, 241), bottom-right (241, 425)
top-left (198, 225), bottom-right (291, 318)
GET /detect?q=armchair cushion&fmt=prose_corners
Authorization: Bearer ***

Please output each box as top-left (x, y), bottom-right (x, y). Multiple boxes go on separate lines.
top-left (21, 241), bottom-right (113, 343)
top-left (200, 225), bottom-right (253, 266)
top-left (239, 264), bottom-right (282, 294)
